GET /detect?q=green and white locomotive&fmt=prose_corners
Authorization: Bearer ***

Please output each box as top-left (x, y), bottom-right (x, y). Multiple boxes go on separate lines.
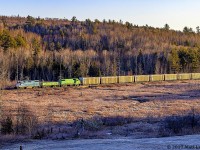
top-left (16, 80), bottom-right (40, 89)
top-left (15, 78), bottom-right (81, 89)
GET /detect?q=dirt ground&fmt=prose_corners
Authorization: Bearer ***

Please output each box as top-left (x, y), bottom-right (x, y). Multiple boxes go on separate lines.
top-left (1, 80), bottom-right (200, 123)
top-left (1, 80), bottom-right (200, 148)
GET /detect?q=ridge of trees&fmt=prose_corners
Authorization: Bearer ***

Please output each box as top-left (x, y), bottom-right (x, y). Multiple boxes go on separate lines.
top-left (0, 15), bottom-right (200, 81)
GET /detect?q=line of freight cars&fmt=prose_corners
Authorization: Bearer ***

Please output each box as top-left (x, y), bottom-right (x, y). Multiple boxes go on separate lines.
top-left (81, 73), bottom-right (200, 85)
top-left (15, 73), bottom-right (200, 89)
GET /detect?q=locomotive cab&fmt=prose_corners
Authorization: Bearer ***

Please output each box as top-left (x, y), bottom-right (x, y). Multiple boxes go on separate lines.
top-left (15, 80), bottom-right (40, 89)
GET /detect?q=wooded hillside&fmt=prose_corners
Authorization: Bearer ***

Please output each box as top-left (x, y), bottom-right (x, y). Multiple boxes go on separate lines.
top-left (0, 15), bottom-right (200, 81)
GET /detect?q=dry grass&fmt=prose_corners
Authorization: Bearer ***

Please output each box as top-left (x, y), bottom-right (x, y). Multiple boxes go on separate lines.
top-left (1, 80), bottom-right (200, 124)
top-left (0, 80), bottom-right (15, 90)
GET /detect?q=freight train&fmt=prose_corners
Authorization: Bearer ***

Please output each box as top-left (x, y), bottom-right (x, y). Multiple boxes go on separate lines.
top-left (15, 73), bottom-right (200, 89)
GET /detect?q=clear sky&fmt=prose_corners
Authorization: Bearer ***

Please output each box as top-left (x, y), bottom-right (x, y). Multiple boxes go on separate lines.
top-left (0, 0), bottom-right (199, 31)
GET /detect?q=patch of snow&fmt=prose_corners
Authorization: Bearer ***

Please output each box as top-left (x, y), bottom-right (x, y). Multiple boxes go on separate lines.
top-left (2, 134), bottom-right (200, 150)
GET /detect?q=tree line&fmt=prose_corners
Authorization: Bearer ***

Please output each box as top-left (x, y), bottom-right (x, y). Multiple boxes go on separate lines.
top-left (0, 15), bottom-right (200, 81)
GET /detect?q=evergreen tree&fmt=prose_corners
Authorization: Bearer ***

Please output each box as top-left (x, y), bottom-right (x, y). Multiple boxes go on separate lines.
top-left (72, 62), bottom-right (82, 77)
top-left (26, 15), bottom-right (35, 25)
top-left (169, 49), bottom-right (180, 73)
top-left (0, 30), bottom-right (16, 51)
top-left (32, 38), bottom-right (41, 56)
top-left (15, 34), bottom-right (27, 47)
top-left (178, 49), bottom-right (190, 72)
top-left (196, 26), bottom-right (200, 34)
top-left (188, 49), bottom-right (199, 72)
top-left (88, 64), bottom-right (101, 77)
top-left (164, 24), bottom-right (170, 30)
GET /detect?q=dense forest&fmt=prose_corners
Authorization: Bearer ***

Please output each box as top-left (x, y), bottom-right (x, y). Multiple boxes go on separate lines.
top-left (0, 15), bottom-right (200, 81)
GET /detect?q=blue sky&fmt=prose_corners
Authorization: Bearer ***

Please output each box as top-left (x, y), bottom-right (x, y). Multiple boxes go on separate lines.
top-left (0, 0), bottom-right (199, 31)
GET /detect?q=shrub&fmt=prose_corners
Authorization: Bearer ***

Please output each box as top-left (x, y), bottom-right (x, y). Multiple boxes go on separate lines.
top-left (159, 114), bottom-right (200, 136)
top-left (1, 117), bottom-right (13, 134)
top-left (33, 129), bottom-right (46, 139)
top-left (84, 118), bottom-right (103, 131)
top-left (102, 116), bottom-right (133, 126)
top-left (163, 116), bottom-right (183, 134)
top-left (15, 105), bottom-right (38, 135)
